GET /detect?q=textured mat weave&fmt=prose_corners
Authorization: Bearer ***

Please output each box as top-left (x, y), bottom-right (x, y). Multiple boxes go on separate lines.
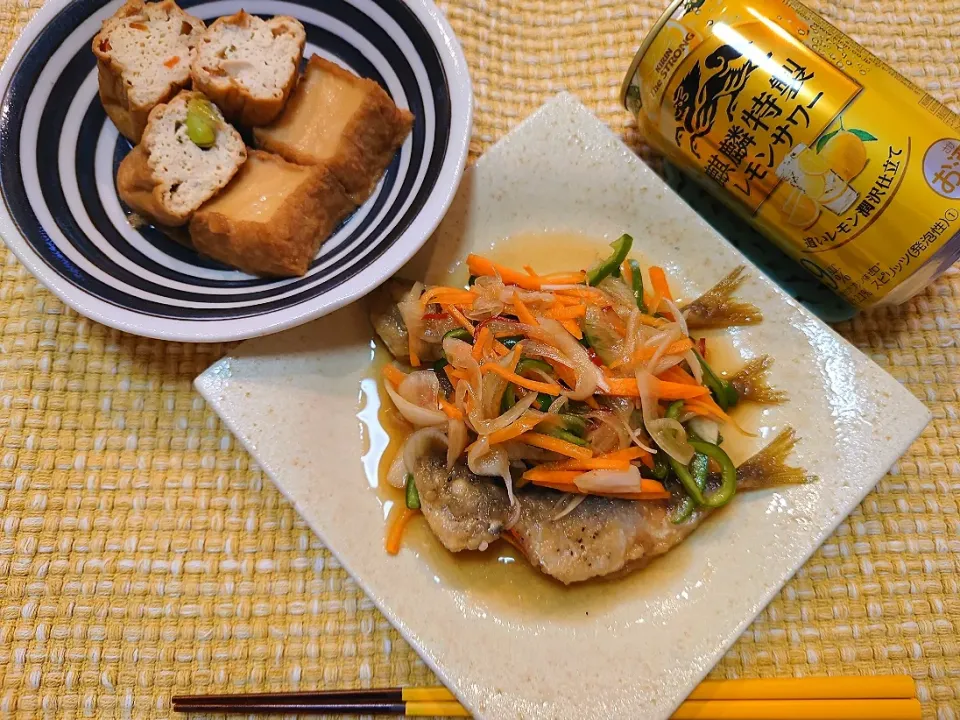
top-left (1, 0), bottom-right (959, 718)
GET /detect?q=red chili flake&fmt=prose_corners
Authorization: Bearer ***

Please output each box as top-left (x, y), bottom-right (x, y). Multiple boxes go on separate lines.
top-left (698, 337), bottom-right (707, 358)
top-left (423, 313), bottom-right (449, 321)
top-left (587, 348), bottom-right (604, 367)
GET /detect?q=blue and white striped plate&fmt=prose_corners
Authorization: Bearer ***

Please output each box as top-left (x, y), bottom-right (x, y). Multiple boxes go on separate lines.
top-left (0, 0), bottom-right (472, 341)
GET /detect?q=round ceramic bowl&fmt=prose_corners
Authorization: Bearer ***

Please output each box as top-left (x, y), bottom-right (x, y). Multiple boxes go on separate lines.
top-left (0, 0), bottom-right (472, 341)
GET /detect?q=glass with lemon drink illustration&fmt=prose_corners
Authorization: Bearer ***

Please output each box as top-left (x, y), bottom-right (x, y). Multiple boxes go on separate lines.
top-left (622, 0), bottom-right (960, 309)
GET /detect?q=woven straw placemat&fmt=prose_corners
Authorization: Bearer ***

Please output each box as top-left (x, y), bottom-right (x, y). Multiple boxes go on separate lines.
top-left (0, 0), bottom-right (958, 718)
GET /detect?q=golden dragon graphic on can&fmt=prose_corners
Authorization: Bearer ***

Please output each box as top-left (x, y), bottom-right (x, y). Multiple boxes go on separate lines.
top-left (622, 0), bottom-right (960, 309)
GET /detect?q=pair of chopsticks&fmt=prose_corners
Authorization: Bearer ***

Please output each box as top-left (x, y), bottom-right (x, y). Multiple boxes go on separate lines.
top-left (173, 675), bottom-right (922, 719)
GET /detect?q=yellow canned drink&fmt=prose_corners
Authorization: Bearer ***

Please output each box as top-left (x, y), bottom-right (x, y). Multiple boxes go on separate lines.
top-left (621, 0), bottom-right (960, 309)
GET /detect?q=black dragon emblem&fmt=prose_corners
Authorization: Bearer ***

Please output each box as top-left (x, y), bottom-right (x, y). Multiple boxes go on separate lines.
top-left (673, 44), bottom-right (759, 158)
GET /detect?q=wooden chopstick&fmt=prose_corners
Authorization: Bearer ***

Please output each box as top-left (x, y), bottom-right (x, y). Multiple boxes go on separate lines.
top-left (172, 675), bottom-right (921, 719)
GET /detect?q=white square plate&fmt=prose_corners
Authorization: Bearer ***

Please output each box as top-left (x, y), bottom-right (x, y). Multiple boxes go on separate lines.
top-left (196, 93), bottom-right (930, 719)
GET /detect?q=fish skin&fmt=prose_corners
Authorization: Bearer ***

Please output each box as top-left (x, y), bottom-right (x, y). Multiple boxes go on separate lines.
top-left (369, 279), bottom-right (415, 361)
top-left (510, 488), bottom-right (701, 584)
top-left (413, 454), bottom-right (512, 552)
top-left (412, 452), bottom-right (701, 584)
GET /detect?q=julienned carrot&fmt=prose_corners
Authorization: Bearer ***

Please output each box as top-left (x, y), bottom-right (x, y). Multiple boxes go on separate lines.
top-left (658, 365), bottom-right (698, 385)
top-left (521, 468), bottom-right (583, 484)
top-left (492, 340), bottom-right (510, 357)
top-left (531, 481), bottom-right (671, 501)
top-left (486, 412), bottom-right (544, 445)
top-left (638, 314), bottom-right (667, 328)
top-left (472, 326), bottom-right (491, 361)
top-left (385, 508), bottom-right (419, 555)
top-left (438, 396), bottom-right (464, 420)
top-left (649, 266), bottom-right (673, 301)
top-left (445, 366), bottom-right (467, 384)
top-left (601, 376), bottom-right (709, 399)
top-left (382, 364), bottom-right (407, 387)
top-left (539, 271), bottom-right (589, 285)
top-left (442, 303), bottom-right (475, 334)
top-left (602, 306), bottom-right (626, 335)
top-left (516, 432), bottom-right (593, 460)
top-left (523, 264), bottom-right (538, 277)
top-left (684, 396), bottom-right (756, 436)
top-left (536, 476), bottom-right (669, 496)
top-left (584, 395), bottom-right (600, 410)
top-left (506, 343), bottom-right (523, 373)
top-left (420, 286), bottom-right (476, 308)
top-left (560, 319), bottom-right (583, 339)
top-left (548, 305), bottom-right (586, 320)
top-left (552, 458), bottom-right (631, 471)
top-left (552, 294), bottom-right (582, 306)
top-left (467, 255), bottom-right (542, 290)
top-left (483, 364), bottom-right (561, 395)
top-left (553, 287), bottom-right (608, 303)
top-left (512, 292), bottom-right (538, 326)
top-left (612, 338), bottom-right (694, 368)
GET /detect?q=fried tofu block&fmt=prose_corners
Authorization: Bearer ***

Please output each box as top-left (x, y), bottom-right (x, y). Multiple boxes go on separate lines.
top-left (254, 56), bottom-right (414, 204)
top-left (189, 150), bottom-right (355, 277)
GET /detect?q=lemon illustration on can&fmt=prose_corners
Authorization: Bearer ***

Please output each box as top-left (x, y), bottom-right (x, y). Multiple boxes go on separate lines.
top-left (781, 187), bottom-right (821, 229)
top-left (816, 126), bottom-right (876, 181)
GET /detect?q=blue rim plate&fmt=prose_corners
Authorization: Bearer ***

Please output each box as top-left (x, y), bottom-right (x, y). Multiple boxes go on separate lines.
top-left (0, 0), bottom-right (472, 341)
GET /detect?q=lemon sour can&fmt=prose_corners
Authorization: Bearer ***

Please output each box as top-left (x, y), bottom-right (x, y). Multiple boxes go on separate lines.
top-left (621, 0), bottom-right (960, 309)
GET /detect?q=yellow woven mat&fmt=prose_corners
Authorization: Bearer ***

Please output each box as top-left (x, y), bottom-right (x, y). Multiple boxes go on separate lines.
top-left (0, 0), bottom-right (958, 718)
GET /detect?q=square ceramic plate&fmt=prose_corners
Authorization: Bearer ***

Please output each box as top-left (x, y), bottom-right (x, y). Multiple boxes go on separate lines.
top-left (195, 93), bottom-right (931, 720)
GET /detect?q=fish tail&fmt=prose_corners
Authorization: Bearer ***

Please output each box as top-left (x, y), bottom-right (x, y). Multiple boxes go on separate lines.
top-left (683, 266), bottom-right (764, 330)
top-left (736, 427), bottom-right (816, 490)
top-left (730, 355), bottom-right (788, 405)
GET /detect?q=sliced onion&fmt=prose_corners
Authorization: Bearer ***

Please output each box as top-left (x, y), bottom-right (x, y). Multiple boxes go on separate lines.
top-left (688, 416), bottom-right (720, 444)
top-left (446, 418), bottom-right (469, 468)
top-left (644, 324), bottom-right (684, 374)
top-left (472, 390), bottom-right (539, 436)
top-left (650, 354), bottom-right (684, 376)
top-left (683, 349), bottom-right (703, 384)
top-left (586, 410), bottom-right (630, 452)
top-left (398, 370), bottom-right (441, 407)
top-left (522, 340), bottom-right (575, 368)
top-left (386, 449), bottom-right (408, 488)
top-left (624, 308), bottom-right (641, 359)
top-left (539, 318), bottom-right (605, 399)
top-left (597, 276), bottom-right (637, 310)
top-left (552, 494), bottom-right (586, 521)
top-left (466, 276), bottom-right (505, 320)
top-left (402, 427), bottom-right (448, 477)
top-left (385, 381), bottom-right (446, 427)
top-left (467, 444), bottom-right (516, 505)
top-left (398, 282), bottom-right (425, 359)
top-left (575, 465), bottom-right (643, 493)
top-left (663, 297), bottom-right (689, 337)
top-left (547, 395), bottom-right (569, 414)
top-left (636, 369), bottom-right (694, 463)
top-left (647, 418), bottom-right (694, 464)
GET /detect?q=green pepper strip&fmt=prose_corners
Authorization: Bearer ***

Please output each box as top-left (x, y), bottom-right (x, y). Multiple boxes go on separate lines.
top-left (542, 427), bottom-right (589, 447)
top-left (405, 474), bottom-right (421, 510)
top-left (663, 401), bottom-right (707, 508)
top-left (693, 348), bottom-right (739, 411)
top-left (499, 335), bottom-right (523, 349)
top-left (651, 452), bottom-right (670, 481)
top-left (670, 453), bottom-right (708, 524)
top-left (690, 440), bottom-right (737, 508)
top-left (501, 359), bottom-right (555, 413)
top-left (587, 234), bottom-right (633, 286)
top-left (628, 259), bottom-right (646, 312)
top-left (443, 328), bottom-right (472, 343)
